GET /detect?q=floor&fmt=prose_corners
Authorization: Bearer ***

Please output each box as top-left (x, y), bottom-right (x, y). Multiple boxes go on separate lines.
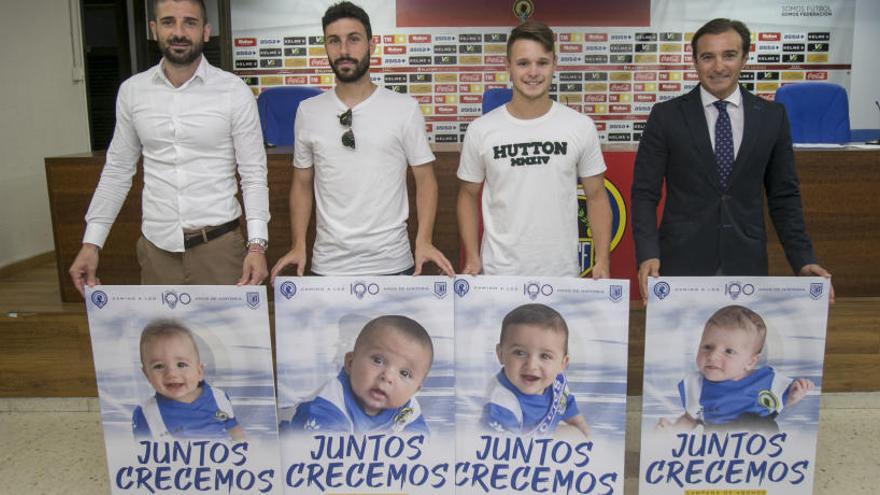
top-left (1, 393), bottom-right (877, 494)
top-left (2, 259), bottom-right (877, 492)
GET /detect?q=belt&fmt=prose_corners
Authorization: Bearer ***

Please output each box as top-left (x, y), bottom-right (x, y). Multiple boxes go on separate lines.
top-left (183, 219), bottom-right (240, 249)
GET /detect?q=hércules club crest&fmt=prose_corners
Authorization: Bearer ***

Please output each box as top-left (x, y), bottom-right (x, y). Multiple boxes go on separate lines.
top-left (513, 0), bottom-right (534, 23)
top-left (578, 179), bottom-right (626, 277)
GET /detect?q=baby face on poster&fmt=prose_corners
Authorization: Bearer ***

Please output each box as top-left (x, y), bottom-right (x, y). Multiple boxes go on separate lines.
top-left (343, 316), bottom-right (434, 416)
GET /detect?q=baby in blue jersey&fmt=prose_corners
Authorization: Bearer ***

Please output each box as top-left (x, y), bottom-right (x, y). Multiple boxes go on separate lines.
top-left (132, 319), bottom-right (244, 441)
top-left (659, 305), bottom-right (814, 432)
top-left (284, 315), bottom-right (433, 435)
top-left (483, 303), bottom-right (590, 438)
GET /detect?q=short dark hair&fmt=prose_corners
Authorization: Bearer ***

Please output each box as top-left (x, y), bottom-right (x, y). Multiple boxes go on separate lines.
top-left (507, 20), bottom-right (555, 58)
top-left (704, 305), bottom-right (767, 353)
top-left (691, 18), bottom-right (750, 57)
top-left (500, 303), bottom-right (569, 355)
top-left (355, 315), bottom-right (433, 365)
top-left (151, 0), bottom-right (208, 23)
top-left (322, 1), bottom-right (372, 39)
top-left (139, 319), bottom-right (200, 365)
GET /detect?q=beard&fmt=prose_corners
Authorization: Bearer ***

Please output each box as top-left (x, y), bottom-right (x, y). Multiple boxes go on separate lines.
top-left (330, 53), bottom-right (371, 83)
top-left (159, 35), bottom-right (204, 66)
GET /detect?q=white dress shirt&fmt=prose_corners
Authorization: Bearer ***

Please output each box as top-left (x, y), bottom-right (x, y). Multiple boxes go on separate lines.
top-left (83, 56), bottom-right (269, 252)
top-left (700, 85), bottom-right (744, 159)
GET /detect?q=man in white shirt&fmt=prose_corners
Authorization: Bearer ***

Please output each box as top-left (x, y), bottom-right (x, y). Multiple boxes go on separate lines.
top-left (456, 21), bottom-right (612, 277)
top-left (630, 17), bottom-right (832, 303)
top-left (69, 0), bottom-right (270, 295)
top-left (269, 1), bottom-right (453, 278)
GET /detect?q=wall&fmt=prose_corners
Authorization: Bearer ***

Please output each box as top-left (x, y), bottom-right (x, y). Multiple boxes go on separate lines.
top-left (850, 0), bottom-right (880, 130)
top-left (0, 0), bottom-right (91, 268)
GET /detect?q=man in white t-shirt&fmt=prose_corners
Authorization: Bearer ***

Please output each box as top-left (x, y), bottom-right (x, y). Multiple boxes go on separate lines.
top-left (270, 1), bottom-right (452, 278)
top-left (457, 21), bottom-right (612, 277)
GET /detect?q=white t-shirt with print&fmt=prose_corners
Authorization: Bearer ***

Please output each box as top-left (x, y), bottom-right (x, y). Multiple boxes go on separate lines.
top-left (457, 101), bottom-right (606, 276)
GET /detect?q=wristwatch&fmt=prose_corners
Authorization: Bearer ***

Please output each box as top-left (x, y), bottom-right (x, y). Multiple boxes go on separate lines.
top-left (247, 238), bottom-right (268, 252)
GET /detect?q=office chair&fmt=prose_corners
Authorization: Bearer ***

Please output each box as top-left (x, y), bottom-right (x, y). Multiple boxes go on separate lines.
top-left (257, 86), bottom-right (323, 146)
top-left (481, 87), bottom-right (513, 114)
top-left (774, 82), bottom-right (851, 144)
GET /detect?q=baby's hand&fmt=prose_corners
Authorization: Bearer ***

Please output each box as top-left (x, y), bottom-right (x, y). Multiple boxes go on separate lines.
top-left (786, 378), bottom-right (815, 407)
top-left (576, 421), bottom-right (591, 439)
top-left (563, 414), bottom-right (591, 439)
top-left (657, 414), bottom-right (697, 431)
top-left (656, 417), bottom-right (673, 430)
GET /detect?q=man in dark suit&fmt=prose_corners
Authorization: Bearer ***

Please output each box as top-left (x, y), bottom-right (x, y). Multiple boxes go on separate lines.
top-left (631, 18), bottom-right (832, 301)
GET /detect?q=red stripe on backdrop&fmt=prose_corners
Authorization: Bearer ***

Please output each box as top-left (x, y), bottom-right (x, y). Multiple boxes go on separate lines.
top-left (603, 151), bottom-right (638, 299)
top-left (603, 151), bottom-right (666, 299)
top-left (396, 0), bottom-right (650, 27)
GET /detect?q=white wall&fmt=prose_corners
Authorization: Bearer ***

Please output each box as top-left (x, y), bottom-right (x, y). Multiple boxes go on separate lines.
top-left (850, 0), bottom-right (880, 130)
top-left (0, 0), bottom-right (91, 268)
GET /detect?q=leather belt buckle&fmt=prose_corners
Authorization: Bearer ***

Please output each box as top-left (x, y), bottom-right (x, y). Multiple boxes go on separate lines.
top-left (183, 218), bottom-right (239, 249)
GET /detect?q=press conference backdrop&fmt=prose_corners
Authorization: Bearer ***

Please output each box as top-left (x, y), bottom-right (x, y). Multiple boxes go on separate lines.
top-left (229, 0), bottom-right (855, 144)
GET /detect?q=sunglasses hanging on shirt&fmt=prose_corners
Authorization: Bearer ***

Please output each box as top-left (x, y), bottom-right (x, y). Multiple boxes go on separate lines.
top-left (338, 108), bottom-right (355, 149)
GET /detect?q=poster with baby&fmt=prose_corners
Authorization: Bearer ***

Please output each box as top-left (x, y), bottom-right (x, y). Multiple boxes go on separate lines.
top-left (274, 276), bottom-right (454, 494)
top-left (85, 285), bottom-right (281, 494)
top-left (454, 276), bottom-right (630, 495)
top-left (639, 277), bottom-right (830, 495)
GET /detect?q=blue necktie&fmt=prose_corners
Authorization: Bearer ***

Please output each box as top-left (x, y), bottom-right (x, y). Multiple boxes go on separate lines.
top-left (713, 100), bottom-right (734, 189)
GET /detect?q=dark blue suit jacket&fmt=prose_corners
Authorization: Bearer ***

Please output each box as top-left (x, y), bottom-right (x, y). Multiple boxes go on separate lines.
top-left (631, 86), bottom-right (816, 275)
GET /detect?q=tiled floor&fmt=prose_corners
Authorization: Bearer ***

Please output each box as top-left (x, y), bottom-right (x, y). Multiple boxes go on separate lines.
top-left (1, 393), bottom-right (878, 494)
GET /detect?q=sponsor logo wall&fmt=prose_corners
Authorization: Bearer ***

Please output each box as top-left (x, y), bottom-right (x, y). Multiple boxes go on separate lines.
top-left (231, 0), bottom-right (854, 143)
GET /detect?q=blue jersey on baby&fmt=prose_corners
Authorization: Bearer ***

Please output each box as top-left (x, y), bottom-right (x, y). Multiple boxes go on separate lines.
top-left (678, 366), bottom-right (794, 425)
top-left (283, 369), bottom-right (428, 435)
top-left (482, 370), bottom-right (579, 436)
top-left (132, 381), bottom-right (238, 439)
